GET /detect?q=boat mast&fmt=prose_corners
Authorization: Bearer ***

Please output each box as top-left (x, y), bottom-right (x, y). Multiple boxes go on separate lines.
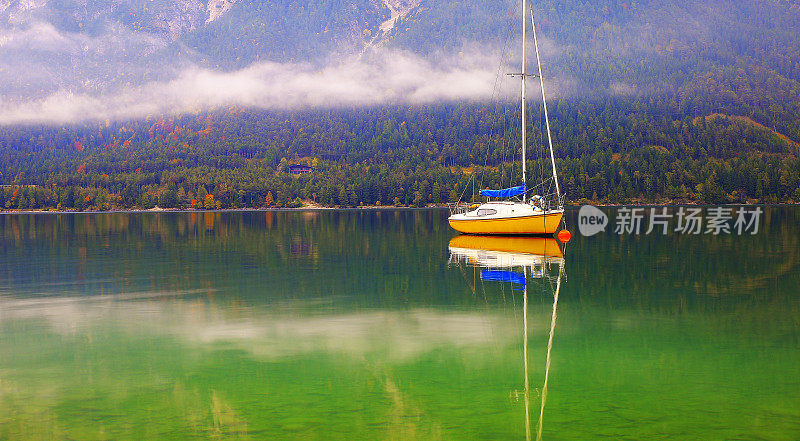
top-left (530, 6), bottom-right (561, 204)
top-left (521, 0), bottom-right (527, 191)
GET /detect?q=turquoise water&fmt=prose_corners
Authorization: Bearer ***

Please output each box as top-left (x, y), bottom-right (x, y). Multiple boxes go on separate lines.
top-left (0, 208), bottom-right (798, 440)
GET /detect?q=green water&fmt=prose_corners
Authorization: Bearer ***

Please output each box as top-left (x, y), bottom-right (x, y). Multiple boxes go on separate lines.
top-left (0, 208), bottom-right (798, 440)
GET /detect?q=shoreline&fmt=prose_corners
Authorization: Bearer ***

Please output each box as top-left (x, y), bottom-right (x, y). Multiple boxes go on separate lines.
top-left (1, 202), bottom-right (798, 215)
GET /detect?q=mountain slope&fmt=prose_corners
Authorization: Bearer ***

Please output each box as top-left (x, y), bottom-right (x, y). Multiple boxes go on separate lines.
top-left (3, 0), bottom-right (800, 100)
top-left (180, 0), bottom-right (390, 68)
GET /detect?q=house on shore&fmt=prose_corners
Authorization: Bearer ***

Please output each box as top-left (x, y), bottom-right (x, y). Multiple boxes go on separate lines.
top-left (287, 164), bottom-right (313, 175)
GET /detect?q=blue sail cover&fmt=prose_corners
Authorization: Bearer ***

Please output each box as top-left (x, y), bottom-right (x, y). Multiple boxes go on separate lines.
top-left (480, 184), bottom-right (525, 198)
top-left (481, 270), bottom-right (527, 289)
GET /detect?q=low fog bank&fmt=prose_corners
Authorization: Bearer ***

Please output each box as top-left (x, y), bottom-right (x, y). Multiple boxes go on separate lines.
top-left (0, 48), bottom-right (510, 125)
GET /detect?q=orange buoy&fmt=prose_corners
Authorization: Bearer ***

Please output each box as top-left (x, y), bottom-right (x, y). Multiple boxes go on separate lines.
top-left (557, 229), bottom-right (572, 243)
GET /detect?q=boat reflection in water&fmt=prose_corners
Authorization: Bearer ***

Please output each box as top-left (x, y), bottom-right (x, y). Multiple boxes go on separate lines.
top-left (449, 235), bottom-right (565, 441)
top-left (448, 235), bottom-right (564, 273)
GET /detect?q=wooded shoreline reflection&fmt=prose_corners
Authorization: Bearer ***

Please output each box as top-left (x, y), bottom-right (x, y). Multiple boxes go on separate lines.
top-left (1, 208), bottom-right (798, 313)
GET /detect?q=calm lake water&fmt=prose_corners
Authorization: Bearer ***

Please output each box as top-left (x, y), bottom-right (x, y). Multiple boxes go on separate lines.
top-left (1, 208), bottom-right (799, 440)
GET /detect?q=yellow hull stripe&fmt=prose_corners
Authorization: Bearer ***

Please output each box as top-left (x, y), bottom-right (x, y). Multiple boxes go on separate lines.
top-left (449, 212), bottom-right (563, 235)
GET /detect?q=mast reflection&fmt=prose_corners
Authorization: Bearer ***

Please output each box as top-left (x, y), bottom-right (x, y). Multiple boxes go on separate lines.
top-left (448, 235), bottom-right (565, 441)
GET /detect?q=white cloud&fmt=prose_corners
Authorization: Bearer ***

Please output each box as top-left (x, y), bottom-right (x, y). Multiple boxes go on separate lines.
top-left (0, 48), bottom-right (506, 125)
top-left (0, 21), bottom-right (66, 48)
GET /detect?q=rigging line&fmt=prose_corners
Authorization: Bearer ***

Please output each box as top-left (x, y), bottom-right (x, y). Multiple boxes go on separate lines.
top-left (528, 85), bottom-right (550, 198)
top-left (455, 173), bottom-right (473, 206)
top-left (498, 100), bottom-right (507, 192)
top-left (479, 266), bottom-right (489, 304)
top-left (455, 258), bottom-right (477, 298)
top-left (486, 49), bottom-right (504, 168)
top-left (529, 4), bottom-right (561, 204)
top-left (490, 13), bottom-right (518, 106)
top-left (495, 20), bottom-right (515, 191)
top-left (503, 26), bottom-right (516, 189)
top-left (490, 14), bottom-right (518, 193)
top-left (539, 105), bottom-right (547, 193)
top-left (492, 17), bottom-right (516, 186)
top-left (480, 13), bottom-right (517, 197)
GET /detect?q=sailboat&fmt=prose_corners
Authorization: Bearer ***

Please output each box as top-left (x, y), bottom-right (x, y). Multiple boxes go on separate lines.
top-left (449, 0), bottom-right (564, 235)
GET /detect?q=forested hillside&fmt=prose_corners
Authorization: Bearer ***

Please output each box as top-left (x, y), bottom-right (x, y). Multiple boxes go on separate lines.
top-left (1, 0), bottom-right (799, 210)
top-left (1, 92), bottom-right (798, 210)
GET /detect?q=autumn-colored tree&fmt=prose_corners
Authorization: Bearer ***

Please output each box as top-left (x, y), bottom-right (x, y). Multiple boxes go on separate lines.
top-left (204, 193), bottom-right (215, 209)
top-left (96, 192), bottom-right (110, 211)
top-left (265, 191), bottom-right (274, 207)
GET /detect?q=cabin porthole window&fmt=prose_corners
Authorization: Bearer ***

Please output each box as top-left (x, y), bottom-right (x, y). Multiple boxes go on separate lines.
top-left (477, 209), bottom-right (497, 216)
